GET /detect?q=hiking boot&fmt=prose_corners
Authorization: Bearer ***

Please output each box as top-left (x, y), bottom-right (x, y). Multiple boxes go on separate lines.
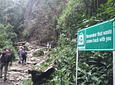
top-left (18, 62), bottom-right (21, 64)
top-left (4, 78), bottom-right (7, 82)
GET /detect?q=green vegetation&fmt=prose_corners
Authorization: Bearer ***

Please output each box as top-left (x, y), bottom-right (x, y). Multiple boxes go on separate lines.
top-left (19, 0), bottom-right (114, 84)
top-left (19, 78), bottom-right (33, 85)
top-left (8, 69), bottom-right (13, 72)
top-left (32, 50), bottom-right (44, 57)
top-left (32, 0), bottom-right (114, 85)
top-left (0, 0), bottom-right (28, 60)
top-left (0, 23), bottom-right (17, 59)
top-left (0, 0), bottom-right (115, 85)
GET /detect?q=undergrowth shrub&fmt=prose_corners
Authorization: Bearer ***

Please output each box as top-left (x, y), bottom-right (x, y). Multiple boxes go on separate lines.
top-left (38, 40), bottom-right (113, 85)
top-left (77, 51), bottom-right (113, 85)
top-left (19, 78), bottom-right (33, 85)
top-left (38, 45), bottom-right (76, 85)
top-left (33, 50), bottom-right (44, 57)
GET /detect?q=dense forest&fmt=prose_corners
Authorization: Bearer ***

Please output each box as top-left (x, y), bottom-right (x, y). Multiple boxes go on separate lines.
top-left (0, 0), bottom-right (115, 85)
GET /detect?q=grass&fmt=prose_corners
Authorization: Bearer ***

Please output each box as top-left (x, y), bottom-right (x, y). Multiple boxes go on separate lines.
top-left (8, 69), bottom-right (13, 72)
top-left (32, 55), bottom-right (43, 57)
top-left (19, 78), bottom-right (33, 85)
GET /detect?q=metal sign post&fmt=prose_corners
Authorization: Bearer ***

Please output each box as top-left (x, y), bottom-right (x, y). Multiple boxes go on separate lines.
top-left (113, 51), bottom-right (115, 85)
top-left (76, 50), bottom-right (78, 85)
top-left (113, 20), bottom-right (115, 85)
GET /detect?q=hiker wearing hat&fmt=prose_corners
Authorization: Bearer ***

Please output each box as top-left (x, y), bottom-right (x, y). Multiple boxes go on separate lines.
top-left (0, 48), bottom-right (13, 82)
top-left (17, 46), bottom-right (23, 64)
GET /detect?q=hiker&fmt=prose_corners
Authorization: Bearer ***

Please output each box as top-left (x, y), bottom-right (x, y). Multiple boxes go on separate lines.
top-left (0, 48), bottom-right (12, 82)
top-left (17, 46), bottom-right (22, 64)
top-left (21, 48), bottom-right (27, 65)
top-left (47, 42), bottom-right (51, 51)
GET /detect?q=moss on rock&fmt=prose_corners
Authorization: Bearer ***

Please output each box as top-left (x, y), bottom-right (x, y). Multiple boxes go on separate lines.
top-left (33, 50), bottom-right (44, 57)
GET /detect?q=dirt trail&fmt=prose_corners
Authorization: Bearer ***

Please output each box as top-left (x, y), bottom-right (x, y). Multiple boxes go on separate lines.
top-left (0, 41), bottom-right (48, 85)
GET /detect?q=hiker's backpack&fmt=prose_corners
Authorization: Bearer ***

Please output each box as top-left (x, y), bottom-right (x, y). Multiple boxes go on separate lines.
top-left (17, 50), bottom-right (20, 54)
top-left (1, 52), bottom-right (12, 63)
top-left (21, 50), bottom-right (25, 55)
top-left (17, 49), bottom-right (22, 55)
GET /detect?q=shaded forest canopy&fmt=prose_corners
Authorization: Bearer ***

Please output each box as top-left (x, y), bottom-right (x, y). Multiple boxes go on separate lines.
top-left (0, 0), bottom-right (115, 85)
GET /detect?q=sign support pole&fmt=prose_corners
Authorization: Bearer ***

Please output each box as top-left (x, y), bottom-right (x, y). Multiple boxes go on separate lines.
top-left (76, 50), bottom-right (78, 85)
top-left (113, 51), bottom-right (115, 85)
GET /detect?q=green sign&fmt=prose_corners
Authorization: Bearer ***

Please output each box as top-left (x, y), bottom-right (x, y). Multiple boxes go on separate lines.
top-left (77, 19), bottom-right (115, 51)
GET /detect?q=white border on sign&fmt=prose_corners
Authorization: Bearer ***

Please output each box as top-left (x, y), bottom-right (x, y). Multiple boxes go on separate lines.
top-left (113, 21), bottom-right (115, 49)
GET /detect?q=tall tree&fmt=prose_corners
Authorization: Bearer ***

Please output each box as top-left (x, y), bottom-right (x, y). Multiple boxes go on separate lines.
top-left (0, 0), bottom-right (28, 35)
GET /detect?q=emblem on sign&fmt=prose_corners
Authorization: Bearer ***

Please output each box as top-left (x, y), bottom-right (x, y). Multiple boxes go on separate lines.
top-left (78, 33), bottom-right (84, 45)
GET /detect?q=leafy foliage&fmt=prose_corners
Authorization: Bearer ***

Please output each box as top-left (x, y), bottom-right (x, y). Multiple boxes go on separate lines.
top-left (0, 23), bottom-right (17, 47)
top-left (33, 50), bottom-right (44, 57)
top-left (34, 0), bottom-right (114, 85)
top-left (97, 0), bottom-right (115, 21)
top-left (0, 23), bottom-right (17, 59)
top-left (78, 51), bottom-right (113, 85)
top-left (0, 0), bottom-right (113, 85)
top-left (0, 0), bottom-right (28, 60)
top-left (0, 0), bottom-right (28, 35)
top-left (19, 78), bottom-right (33, 85)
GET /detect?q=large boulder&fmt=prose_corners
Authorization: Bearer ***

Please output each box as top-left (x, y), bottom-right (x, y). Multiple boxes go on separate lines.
top-left (28, 68), bottom-right (55, 85)
top-left (33, 50), bottom-right (44, 57)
